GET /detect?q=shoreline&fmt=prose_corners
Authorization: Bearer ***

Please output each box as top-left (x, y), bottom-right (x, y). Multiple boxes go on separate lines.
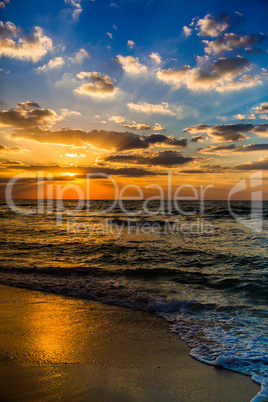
top-left (0, 284), bottom-right (260, 401)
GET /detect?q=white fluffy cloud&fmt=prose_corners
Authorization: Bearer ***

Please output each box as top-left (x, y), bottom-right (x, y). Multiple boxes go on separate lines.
top-left (216, 74), bottom-right (261, 92)
top-left (157, 65), bottom-right (191, 87)
top-left (36, 57), bottom-right (65, 71)
top-left (127, 40), bottom-right (135, 49)
top-left (183, 26), bottom-right (192, 37)
top-left (127, 101), bottom-right (183, 117)
top-left (123, 122), bottom-right (165, 131)
top-left (109, 116), bottom-right (126, 124)
top-left (204, 33), bottom-right (263, 55)
top-left (64, 0), bottom-right (83, 21)
top-left (0, 21), bottom-right (53, 62)
top-left (117, 55), bottom-right (147, 74)
top-left (234, 114), bottom-right (246, 120)
top-left (196, 13), bottom-right (230, 37)
top-left (0, 101), bottom-right (61, 127)
top-left (60, 109), bottom-right (81, 119)
top-left (69, 48), bottom-right (89, 63)
top-left (75, 71), bottom-right (118, 97)
top-left (0, 0), bottom-right (9, 9)
top-left (150, 52), bottom-right (161, 65)
top-left (253, 102), bottom-right (268, 114)
top-left (157, 57), bottom-right (262, 92)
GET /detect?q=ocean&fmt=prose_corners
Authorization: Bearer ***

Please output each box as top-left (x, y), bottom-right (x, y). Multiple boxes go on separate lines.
top-left (0, 199), bottom-right (267, 401)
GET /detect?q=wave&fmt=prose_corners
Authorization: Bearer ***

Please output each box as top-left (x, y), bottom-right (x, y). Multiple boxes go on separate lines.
top-left (1, 260), bottom-right (267, 303)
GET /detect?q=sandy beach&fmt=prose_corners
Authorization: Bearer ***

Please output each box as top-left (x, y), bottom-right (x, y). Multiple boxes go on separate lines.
top-left (0, 284), bottom-right (260, 401)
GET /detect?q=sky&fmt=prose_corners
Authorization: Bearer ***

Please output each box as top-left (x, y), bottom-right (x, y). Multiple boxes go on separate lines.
top-left (0, 0), bottom-right (268, 199)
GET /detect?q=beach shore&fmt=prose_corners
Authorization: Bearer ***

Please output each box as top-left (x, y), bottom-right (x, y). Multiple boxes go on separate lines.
top-left (0, 284), bottom-right (260, 401)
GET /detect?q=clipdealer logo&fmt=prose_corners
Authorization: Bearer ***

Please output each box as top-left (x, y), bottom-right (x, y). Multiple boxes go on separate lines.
top-left (228, 171), bottom-right (263, 232)
top-left (4, 170), bottom-right (264, 233)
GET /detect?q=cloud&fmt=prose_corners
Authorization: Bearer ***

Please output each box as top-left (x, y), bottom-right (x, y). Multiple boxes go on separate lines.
top-left (234, 113), bottom-right (256, 120)
top-left (1, 161), bottom-right (161, 177)
top-left (128, 101), bottom-right (183, 117)
top-left (64, 0), bottom-right (83, 21)
top-left (109, 116), bottom-right (126, 124)
top-left (36, 56), bottom-right (65, 71)
top-left (123, 122), bottom-right (165, 131)
top-left (144, 134), bottom-right (188, 147)
top-left (69, 48), bottom-right (89, 63)
top-left (203, 33), bottom-right (265, 55)
top-left (106, 32), bottom-right (113, 39)
top-left (117, 55), bottom-right (147, 74)
top-left (190, 135), bottom-right (204, 142)
top-left (150, 52), bottom-right (161, 64)
top-left (60, 108), bottom-right (81, 118)
top-left (185, 122), bottom-right (268, 140)
top-left (0, 21), bottom-right (21, 38)
top-left (180, 163), bottom-right (228, 174)
top-left (183, 26), bottom-right (192, 37)
top-left (11, 127), bottom-right (188, 151)
top-left (216, 74), bottom-right (261, 92)
top-left (196, 13), bottom-right (230, 37)
top-left (235, 156), bottom-right (268, 170)
top-left (156, 65), bottom-right (191, 88)
top-left (102, 150), bottom-right (193, 167)
top-left (252, 124), bottom-right (268, 137)
top-left (11, 127), bottom-right (148, 151)
top-left (0, 21), bottom-right (53, 62)
top-left (234, 114), bottom-right (246, 120)
top-left (64, 153), bottom-right (86, 158)
top-left (206, 57), bottom-right (249, 76)
top-left (0, 101), bottom-right (60, 127)
top-left (216, 116), bottom-right (228, 121)
top-left (196, 55), bottom-right (210, 65)
top-left (183, 123), bottom-right (254, 142)
top-left (253, 102), bottom-right (268, 114)
top-left (127, 40), bottom-right (135, 49)
top-left (0, 0), bottom-right (9, 9)
top-left (198, 143), bottom-right (268, 154)
top-left (251, 103), bottom-right (268, 120)
top-left (0, 143), bottom-right (25, 153)
top-left (74, 71), bottom-right (118, 97)
top-left (0, 160), bottom-right (25, 167)
top-left (55, 72), bottom-right (79, 88)
top-left (157, 57), bottom-right (261, 92)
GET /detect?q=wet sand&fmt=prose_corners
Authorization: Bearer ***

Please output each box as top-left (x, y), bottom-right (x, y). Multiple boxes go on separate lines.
top-left (0, 284), bottom-right (260, 401)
